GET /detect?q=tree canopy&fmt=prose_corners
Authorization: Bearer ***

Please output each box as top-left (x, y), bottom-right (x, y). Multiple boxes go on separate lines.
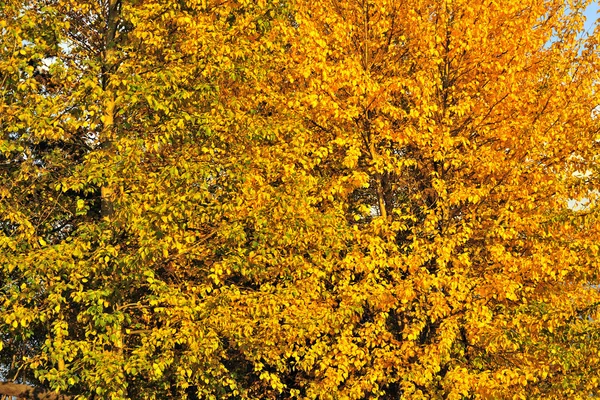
top-left (2, 0), bottom-right (600, 399)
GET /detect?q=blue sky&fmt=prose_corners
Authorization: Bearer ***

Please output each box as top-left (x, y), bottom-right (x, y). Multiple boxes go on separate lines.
top-left (584, 2), bottom-right (599, 35)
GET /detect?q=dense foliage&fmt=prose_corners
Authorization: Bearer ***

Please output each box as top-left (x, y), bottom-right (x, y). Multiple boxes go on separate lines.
top-left (2, 0), bottom-right (600, 398)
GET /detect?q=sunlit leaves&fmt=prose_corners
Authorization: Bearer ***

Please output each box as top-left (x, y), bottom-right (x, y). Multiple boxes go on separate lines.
top-left (2, 0), bottom-right (600, 399)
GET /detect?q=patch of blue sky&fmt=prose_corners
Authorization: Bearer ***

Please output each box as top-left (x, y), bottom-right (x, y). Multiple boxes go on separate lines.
top-left (583, 1), bottom-right (599, 36)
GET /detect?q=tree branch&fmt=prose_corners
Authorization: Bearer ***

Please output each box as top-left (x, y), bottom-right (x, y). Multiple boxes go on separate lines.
top-left (0, 382), bottom-right (71, 400)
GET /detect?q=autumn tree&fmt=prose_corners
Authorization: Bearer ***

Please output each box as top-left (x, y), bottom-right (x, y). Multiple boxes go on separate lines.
top-left (1, 0), bottom-right (304, 397)
top-left (2, 0), bottom-right (600, 399)
top-left (257, 0), bottom-right (600, 398)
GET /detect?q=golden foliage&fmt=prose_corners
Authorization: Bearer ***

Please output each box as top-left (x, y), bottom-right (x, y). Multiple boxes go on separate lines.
top-left (1, 0), bottom-right (600, 399)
